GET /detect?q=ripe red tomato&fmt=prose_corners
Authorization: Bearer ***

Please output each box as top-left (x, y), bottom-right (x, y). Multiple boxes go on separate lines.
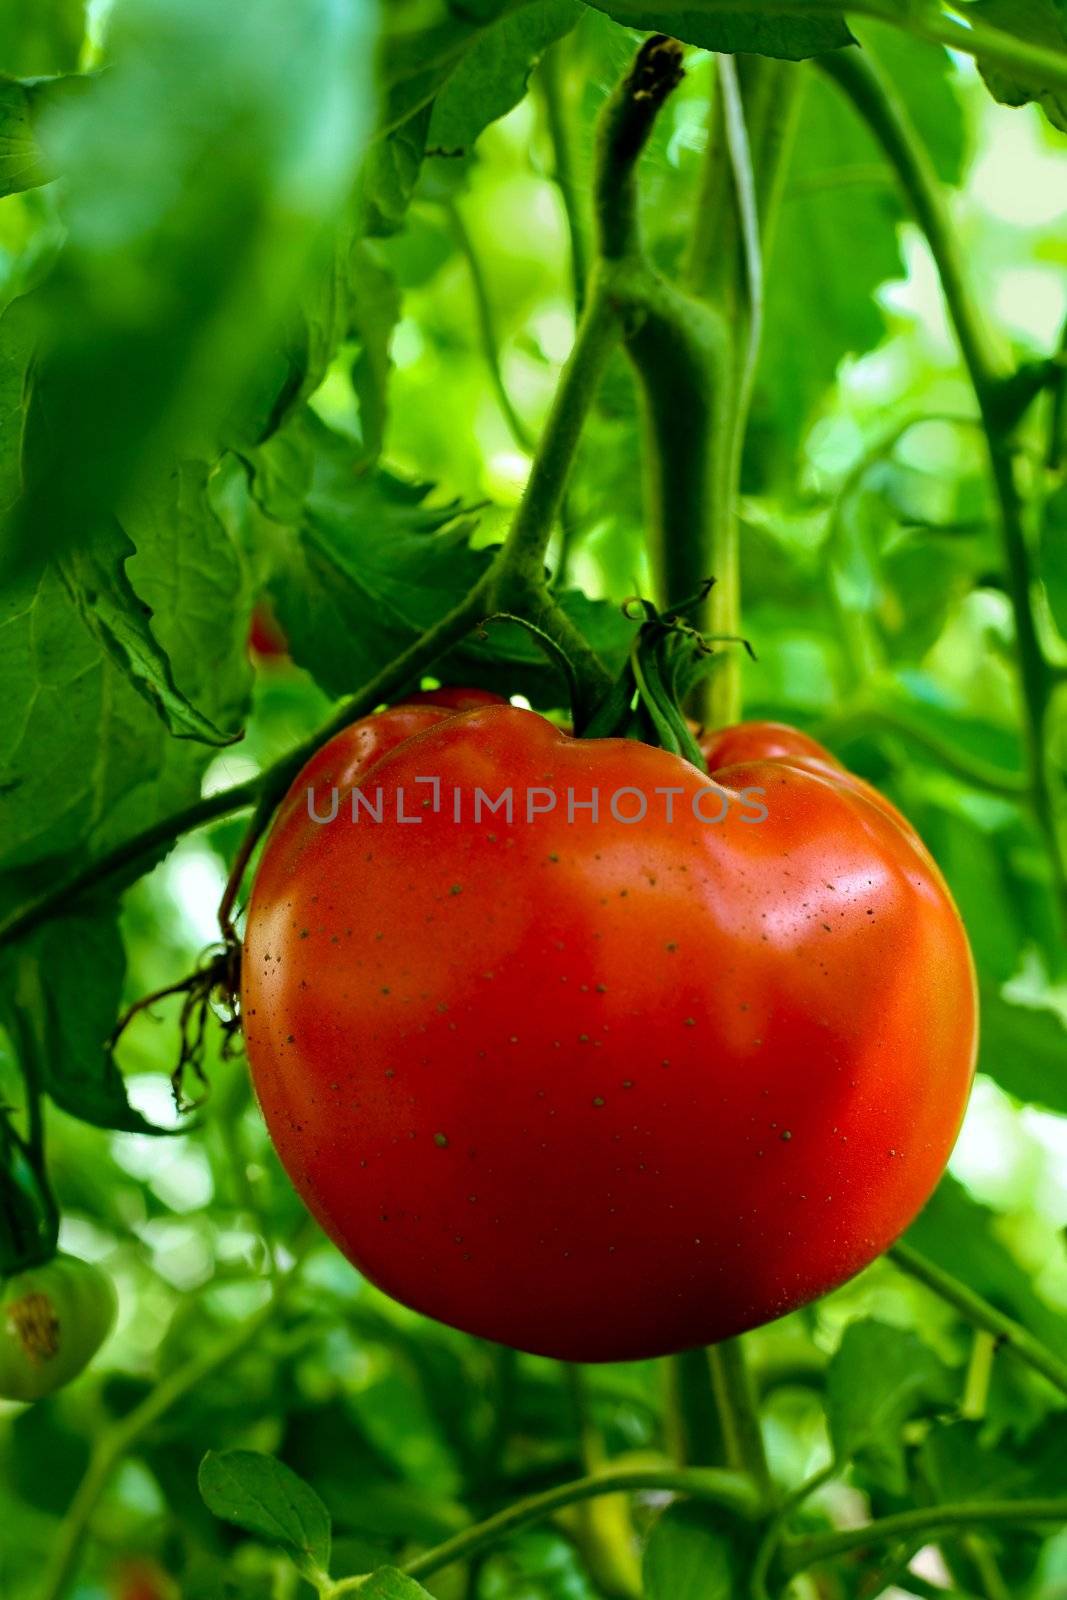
top-left (700, 720), bottom-right (917, 838)
top-left (243, 703), bottom-right (976, 1361)
top-left (404, 687), bottom-right (508, 713)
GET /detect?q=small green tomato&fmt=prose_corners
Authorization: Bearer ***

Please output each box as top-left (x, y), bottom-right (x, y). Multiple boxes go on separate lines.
top-left (0, 1253), bottom-right (116, 1402)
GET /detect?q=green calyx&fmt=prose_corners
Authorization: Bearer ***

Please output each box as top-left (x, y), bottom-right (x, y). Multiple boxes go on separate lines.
top-left (584, 581), bottom-right (754, 767)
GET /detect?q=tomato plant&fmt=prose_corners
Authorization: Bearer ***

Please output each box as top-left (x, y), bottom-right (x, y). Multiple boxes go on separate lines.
top-left (1, 2), bottom-right (1066, 1599)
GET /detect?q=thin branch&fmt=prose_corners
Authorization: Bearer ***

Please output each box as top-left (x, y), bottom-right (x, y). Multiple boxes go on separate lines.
top-left (889, 1241), bottom-right (1067, 1399)
top-left (817, 706), bottom-right (1028, 799)
top-left (328, 1466), bottom-right (760, 1594)
top-left (781, 1497), bottom-right (1067, 1576)
top-left (538, 37), bottom-right (588, 318)
top-left (443, 196), bottom-right (534, 454)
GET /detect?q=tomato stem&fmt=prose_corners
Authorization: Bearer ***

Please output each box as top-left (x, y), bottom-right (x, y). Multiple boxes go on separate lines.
top-left (666, 1348), bottom-right (727, 1467)
top-left (708, 1338), bottom-right (775, 1509)
top-left (331, 1466), bottom-right (761, 1592)
top-left (780, 1497), bottom-right (1067, 1578)
top-left (889, 1241), bottom-right (1067, 1398)
top-left (562, 1365), bottom-right (642, 1598)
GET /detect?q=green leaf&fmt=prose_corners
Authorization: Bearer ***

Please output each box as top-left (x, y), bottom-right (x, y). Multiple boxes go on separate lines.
top-left (359, 1571), bottom-right (434, 1600)
top-left (350, 241), bottom-right (402, 465)
top-left (826, 1320), bottom-right (954, 1492)
top-left (260, 410), bottom-right (634, 708)
top-left (921, 1414), bottom-right (1067, 1506)
top-left (427, 1), bottom-right (581, 155)
top-left (0, 561), bottom-right (169, 872)
top-left (2, 0), bottom-right (378, 580)
top-left (0, 295), bottom-right (35, 512)
top-left (0, 912), bottom-right (163, 1133)
top-left (0, 77), bottom-right (50, 197)
top-left (0, 330), bottom-right (250, 872)
top-left (0, 0), bottom-right (84, 76)
top-left (643, 1503), bottom-right (740, 1600)
top-left (121, 461), bottom-right (253, 737)
top-left (583, 0), bottom-right (852, 59)
top-left (362, 107), bottom-right (433, 239)
top-left (976, 987), bottom-right (1067, 1115)
top-left (1039, 481), bottom-right (1067, 641)
top-left (198, 1450), bottom-right (332, 1581)
top-left (749, 26), bottom-right (965, 484)
top-left (379, 1), bottom-right (517, 133)
top-left (59, 523), bottom-right (239, 747)
top-left (854, 20), bottom-right (967, 186)
top-left (920, 1419), bottom-right (1034, 1504)
top-left (923, 815), bottom-right (1025, 985)
top-left (971, 0), bottom-right (1067, 130)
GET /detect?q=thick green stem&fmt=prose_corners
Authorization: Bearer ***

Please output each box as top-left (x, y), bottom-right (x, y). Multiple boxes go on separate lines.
top-left (667, 1348), bottom-right (727, 1466)
top-left (621, 274), bottom-right (731, 622)
top-left (781, 1498), bottom-right (1067, 1577)
top-left (629, 55), bottom-right (801, 725)
top-left (819, 47), bottom-right (1067, 931)
top-left (563, 1366), bottom-right (641, 1598)
top-left (594, 35), bottom-right (684, 263)
top-left (332, 1467), bottom-right (759, 1593)
top-left (707, 1338), bottom-right (774, 1508)
top-left (889, 1241), bottom-right (1067, 1398)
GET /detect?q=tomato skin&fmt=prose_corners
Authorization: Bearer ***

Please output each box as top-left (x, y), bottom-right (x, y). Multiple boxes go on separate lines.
top-left (110, 1560), bottom-right (174, 1600)
top-left (403, 687), bottom-right (508, 713)
top-left (702, 720), bottom-right (918, 840)
top-left (243, 706), bottom-right (977, 1362)
top-left (248, 600), bottom-right (289, 663)
top-left (0, 1254), bottom-right (117, 1401)
top-left (701, 720), bottom-right (843, 774)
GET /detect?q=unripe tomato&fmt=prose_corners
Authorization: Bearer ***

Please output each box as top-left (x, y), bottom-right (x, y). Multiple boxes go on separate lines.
top-left (0, 1254), bottom-right (117, 1401)
top-left (243, 703), bottom-right (976, 1361)
top-left (248, 600), bottom-right (289, 663)
top-left (110, 1559), bottom-right (175, 1600)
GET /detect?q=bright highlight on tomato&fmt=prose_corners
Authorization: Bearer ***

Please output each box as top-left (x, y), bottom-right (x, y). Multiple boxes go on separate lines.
top-left (0, 1253), bottom-right (117, 1401)
top-left (242, 698), bottom-right (977, 1361)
